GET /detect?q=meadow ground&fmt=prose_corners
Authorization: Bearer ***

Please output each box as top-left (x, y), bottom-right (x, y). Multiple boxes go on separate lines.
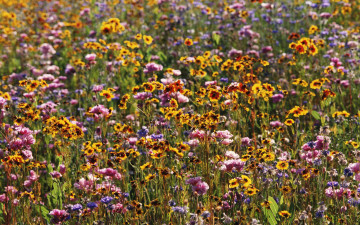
top-left (0, 0), bottom-right (359, 224)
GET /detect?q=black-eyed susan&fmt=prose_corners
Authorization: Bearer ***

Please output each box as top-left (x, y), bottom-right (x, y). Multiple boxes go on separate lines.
top-left (308, 25), bottom-right (319, 35)
top-left (261, 201), bottom-right (271, 209)
top-left (208, 89), bottom-right (221, 102)
top-left (229, 178), bottom-right (239, 188)
top-left (143, 35), bottom-right (153, 45)
top-left (145, 173), bottom-right (156, 182)
top-left (279, 211), bottom-right (291, 218)
top-left (169, 98), bottom-right (178, 108)
top-left (100, 89), bottom-right (114, 101)
top-left (239, 175), bottom-right (252, 188)
top-left (280, 186), bottom-right (292, 194)
top-left (142, 82), bottom-right (155, 92)
top-left (262, 152), bottom-right (275, 161)
top-left (284, 119), bottom-right (294, 126)
top-left (276, 161), bottom-right (289, 170)
top-left (244, 186), bottom-right (259, 196)
top-left (140, 162), bottom-right (152, 170)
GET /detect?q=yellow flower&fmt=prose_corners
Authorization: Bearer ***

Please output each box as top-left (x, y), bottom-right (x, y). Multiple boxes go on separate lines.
top-left (279, 211), bottom-right (291, 218)
top-left (341, 6), bottom-right (352, 15)
top-left (284, 119), bottom-right (294, 126)
top-left (229, 178), bottom-right (239, 188)
top-left (308, 25), bottom-right (319, 35)
top-left (184, 38), bottom-right (193, 46)
top-left (239, 175), bottom-right (252, 188)
top-left (261, 60), bottom-right (269, 66)
top-left (244, 187), bottom-right (259, 196)
top-left (140, 162), bottom-right (152, 170)
top-left (276, 161), bottom-right (289, 170)
top-left (143, 35), bottom-right (153, 45)
top-left (208, 89), bottom-right (221, 102)
top-left (332, 110), bottom-right (350, 118)
top-left (100, 89), bottom-right (114, 101)
top-left (351, 142), bottom-right (359, 149)
top-left (262, 152), bottom-right (275, 162)
top-left (135, 33), bottom-right (142, 40)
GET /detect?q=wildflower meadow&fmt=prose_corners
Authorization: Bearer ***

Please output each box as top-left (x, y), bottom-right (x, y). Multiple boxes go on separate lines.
top-left (0, 0), bottom-right (360, 224)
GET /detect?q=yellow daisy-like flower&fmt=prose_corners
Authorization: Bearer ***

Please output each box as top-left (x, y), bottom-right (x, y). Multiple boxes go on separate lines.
top-left (135, 33), bottom-right (142, 40)
top-left (276, 161), bottom-right (289, 170)
top-left (229, 178), bottom-right (239, 188)
top-left (244, 186), bottom-right (259, 196)
top-left (184, 38), bottom-right (193, 46)
top-left (100, 89), bottom-right (114, 101)
top-left (143, 35), bottom-right (153, 45)
top-left (284, 119), bottom-right (294, 126)
top-left (279, 211), bottom-right (291, 218)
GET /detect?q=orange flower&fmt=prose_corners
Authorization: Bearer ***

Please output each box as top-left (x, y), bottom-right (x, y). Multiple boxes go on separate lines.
top-left (184, 38), bottom-right (193, 46)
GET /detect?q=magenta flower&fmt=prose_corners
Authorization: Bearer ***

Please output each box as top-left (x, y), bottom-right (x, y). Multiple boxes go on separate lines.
top-left (144, 62), bottom-right (163, 74)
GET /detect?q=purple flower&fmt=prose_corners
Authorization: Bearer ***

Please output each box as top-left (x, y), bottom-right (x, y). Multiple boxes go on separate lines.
top-left (101, 196), bottom-right (114, 204)
top-left (49, 171), bottom-right (62, 179)
top-left (49, 209), bottom-right (69, 224)
top-left (72, 204), bottom-right (83, 211)
top-left (87, 202), bottom-right (98, 209)
top-left (144, 62), bottom-right (163, 74)
top-left (271, 94), bottom-right (284, 103)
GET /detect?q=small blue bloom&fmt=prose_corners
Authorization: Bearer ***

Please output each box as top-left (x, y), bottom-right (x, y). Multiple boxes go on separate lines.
top-left (101, 196), bottom-right (113, 204)
top-left (72, 204), bottom-right (83, 211)
top-left (87, 202), bottom-right (98, 209)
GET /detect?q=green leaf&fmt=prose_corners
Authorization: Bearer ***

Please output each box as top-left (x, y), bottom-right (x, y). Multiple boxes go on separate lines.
top-left (47, 182), bottom-right (62, 209)
top-left (311, 110), bottom-right (321, 120)
top-left (262, 197), bottom-right (279, 225)
top-left (212, 33), bottom-right (220, 45)
top-left (40, 206), bottom-right (51, 223)
top-left (157, 51), bottom-right (167, 62)
top-left (268, 196), bottom-right (279, 214)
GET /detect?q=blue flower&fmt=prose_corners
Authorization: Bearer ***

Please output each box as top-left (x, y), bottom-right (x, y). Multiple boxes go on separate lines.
top-left (168, 200), bottom-right (176, 207)
top-left (72, 204), bottom-right (83, 211)
top-left (101, 196), bottom-right (113, 204)
top-left (137, 126), bottom-right (149, 137)
top-left (87, 202), bottom-right (98, 209)
top-left (201, 211), bottom-right (211, 218)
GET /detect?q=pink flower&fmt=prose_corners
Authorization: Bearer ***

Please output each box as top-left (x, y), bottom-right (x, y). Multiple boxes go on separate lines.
top-left (220, 159), bottom-right (245, 172)
top-left (128, 137), bottom-right (138, 145)
top-left (190, 129), bottom-right (206, 139)
top-left (92, 85), bottom-right (103, 93)
top-left (21, 150), bottom-right (33, 160)
top-left (221, 139), bottom-right (233, 145)
top-left (133, 92), bottom-right (152, 100)
top-left (241, 137), bottom-right (252, 146)
top-left (59, 164), bottom-right (66, 174)
top-left (225, 151), bottom-right (239, 159)
top-left (125, 114), bottom-right (135, 121)
top-left (98, 168), bottom-right (122, 180)
top-left (88, 105), bottom-right (112, 121)
top-left (85, 53), bottom-right (96, 61)
top-left (213, 130), bottom-right (233, 139)
top-left (49, 209), bottom-right (68, 224)
top-left (172, 69), bottom-right (181, 76)
top-left (144, 62), bottom-right (163, 73)
top-left (50, 171), bottom-right (62, 179)
top-left (192, 181), bottom-right (209, 195)
top-left (188, 139), bottom-right (199, 147)
top-left (349, 163), bottom-right (360, 173)
top-left (176, 92), bottom-right (189, 103)
top-left (0, 194), bottom-right (9, 202)
top-left (186, 177), bottom-right (209, 195)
